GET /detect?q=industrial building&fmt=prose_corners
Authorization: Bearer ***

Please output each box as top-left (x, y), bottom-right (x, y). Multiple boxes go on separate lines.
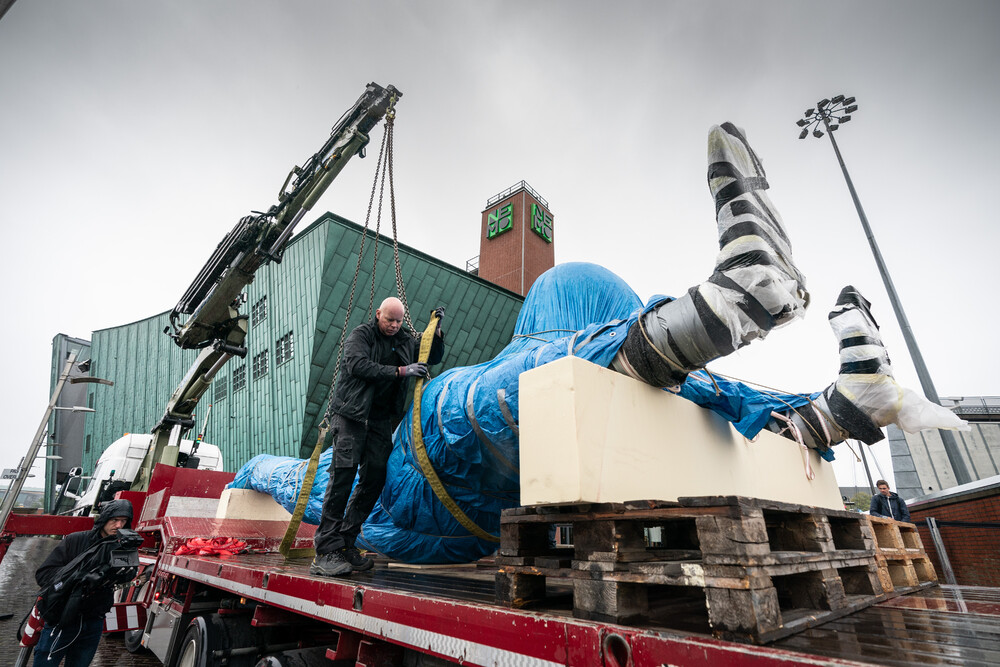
top-left (53, 181), bottom-right (555, 487)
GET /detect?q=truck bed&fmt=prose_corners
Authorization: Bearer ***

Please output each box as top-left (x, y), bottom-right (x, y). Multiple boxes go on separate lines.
top-left (160, 549), bottom-right (1000, 666)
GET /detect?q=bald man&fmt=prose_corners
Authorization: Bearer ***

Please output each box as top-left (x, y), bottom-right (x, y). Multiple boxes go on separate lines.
top-left (312, 297), bottom-right (446, 577)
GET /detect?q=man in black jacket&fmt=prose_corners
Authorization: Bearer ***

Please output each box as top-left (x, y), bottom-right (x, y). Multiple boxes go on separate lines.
top-left (32, 498), bottom-right (133, 666)
top-left (311, 297), bottom-right (445, 577)
top-left (869, 479), bottom-right (911, 522)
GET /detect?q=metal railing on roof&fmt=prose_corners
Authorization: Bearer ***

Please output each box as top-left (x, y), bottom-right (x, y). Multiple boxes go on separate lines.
top-left (485, 180), bottom-right (549, 210)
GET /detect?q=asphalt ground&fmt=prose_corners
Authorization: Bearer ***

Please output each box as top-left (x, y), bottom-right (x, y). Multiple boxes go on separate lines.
top-left (0, 535), bottom-right (161, 666)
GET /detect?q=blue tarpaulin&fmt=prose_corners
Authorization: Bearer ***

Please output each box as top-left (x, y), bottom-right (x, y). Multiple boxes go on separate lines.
top-left (228, 262), bottom-right (823, 563)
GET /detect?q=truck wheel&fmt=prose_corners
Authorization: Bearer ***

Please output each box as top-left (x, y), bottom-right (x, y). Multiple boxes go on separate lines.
top-left (174, 624), bottom-right (209, 667)
top-left (124, 627), bottom-right (145, 653)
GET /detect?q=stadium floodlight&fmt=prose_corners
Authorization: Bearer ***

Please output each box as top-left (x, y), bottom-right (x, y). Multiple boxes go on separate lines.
top-left (794, 94), bottom-right (973, 486)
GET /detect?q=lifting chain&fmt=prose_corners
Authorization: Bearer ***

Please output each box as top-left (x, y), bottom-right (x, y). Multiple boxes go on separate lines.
top-left (319, 96), bottom-right (411, 429)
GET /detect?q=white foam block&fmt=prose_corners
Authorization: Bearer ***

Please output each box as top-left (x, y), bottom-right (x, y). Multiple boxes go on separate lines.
top-left (215, 487), bottom-right (293, 521)
top-left (519, 356), bottom-right (843, 509)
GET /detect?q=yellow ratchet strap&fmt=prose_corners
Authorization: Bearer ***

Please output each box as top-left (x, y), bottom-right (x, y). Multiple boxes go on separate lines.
top-left (279, 425), bottom-right (327, 559)
top-left (412, 313), bottom-right (499, 543)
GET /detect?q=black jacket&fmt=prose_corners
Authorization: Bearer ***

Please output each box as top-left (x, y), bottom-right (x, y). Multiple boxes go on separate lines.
top-left (329, 318), bottom-right (445, 425)
top-left (36, 498), bottom-right (134, 620)
top-left (869, 492), bottom-right (911, 522)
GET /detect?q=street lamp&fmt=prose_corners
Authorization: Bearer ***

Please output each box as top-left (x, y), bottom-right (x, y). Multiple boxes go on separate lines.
top-left (796, 95), bottom-right (972, 486)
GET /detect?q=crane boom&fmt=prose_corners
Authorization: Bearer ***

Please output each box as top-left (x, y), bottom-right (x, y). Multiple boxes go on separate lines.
top-left (131, 82), bottom-right (401, 492)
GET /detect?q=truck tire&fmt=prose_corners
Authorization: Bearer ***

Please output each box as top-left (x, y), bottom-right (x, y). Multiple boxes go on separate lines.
top-left (124, 628), bottom-right (145, 653)
top-left (174, 623), bottom-right (210, 667)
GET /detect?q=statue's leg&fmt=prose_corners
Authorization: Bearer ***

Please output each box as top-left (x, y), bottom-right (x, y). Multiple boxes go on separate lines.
top-left (765, 286), bottom-right (967, 453)
top-left (613, 122), bottom-right (809, 386)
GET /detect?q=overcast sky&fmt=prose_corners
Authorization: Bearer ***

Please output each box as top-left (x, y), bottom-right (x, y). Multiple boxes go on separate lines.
top-left (1, 1), bottom-right (997, 494)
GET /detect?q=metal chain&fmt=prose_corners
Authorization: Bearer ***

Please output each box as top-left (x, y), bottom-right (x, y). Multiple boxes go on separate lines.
top-left (320, 118), bottom-right (391, 426)
top-left (386, 114), bottom-right (416, 333)
top-left (366, 139), bottom-right (389, 320)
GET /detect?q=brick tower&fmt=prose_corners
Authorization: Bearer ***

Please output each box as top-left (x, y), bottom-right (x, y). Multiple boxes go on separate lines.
top-left (477, 181), bottom-right (555, 296)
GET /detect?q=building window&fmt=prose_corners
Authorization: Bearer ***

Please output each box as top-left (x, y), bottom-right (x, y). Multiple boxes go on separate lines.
top-left (232, 365), bottom-right (247, 392)
top-left (251, 296), bottom-right (268, 327)
top-left (85, 434), bottom-right (91, 453)
top-left (214, 375), bottom-right (228, 401)
top-left (276, 331), bottom-right (294, 367)
top-left (252, 350), bottom-right (269, 381)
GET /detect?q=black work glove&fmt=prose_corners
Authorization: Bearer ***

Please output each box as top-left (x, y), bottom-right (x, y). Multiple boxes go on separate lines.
top-left (431, 307), bottom-right (445, 337)
top-left (399, 362), bottom-right (429, 378)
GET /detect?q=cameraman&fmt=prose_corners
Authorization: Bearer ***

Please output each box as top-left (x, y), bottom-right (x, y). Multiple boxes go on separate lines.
top-left (32, 499), bottom-right (133, 666)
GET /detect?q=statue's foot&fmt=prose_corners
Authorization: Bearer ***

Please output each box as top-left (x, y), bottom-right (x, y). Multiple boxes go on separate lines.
top-left (612, 123), bottom-right (808, 387)
top-left (767, 286), bottom-right (968, 451)
top-left (706, 122), bottom-right (808, 328)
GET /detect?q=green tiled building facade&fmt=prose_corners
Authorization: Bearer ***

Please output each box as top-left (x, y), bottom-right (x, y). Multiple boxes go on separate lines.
top-left (82, 213), bottom-right (523, 473)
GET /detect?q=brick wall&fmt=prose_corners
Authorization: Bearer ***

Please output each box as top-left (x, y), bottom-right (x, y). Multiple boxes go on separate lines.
top-left (909, 491), bottom-right (1000, 587)
top-left (479, 188), bottom-right (555, 296)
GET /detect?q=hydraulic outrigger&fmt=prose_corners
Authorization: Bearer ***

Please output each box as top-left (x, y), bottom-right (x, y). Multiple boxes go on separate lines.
top-left (131, 82), bottom-right (401, 492)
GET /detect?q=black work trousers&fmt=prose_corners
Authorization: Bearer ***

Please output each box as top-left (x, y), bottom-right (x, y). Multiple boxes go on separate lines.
top-left (313, 413), bottom-right (394, 554)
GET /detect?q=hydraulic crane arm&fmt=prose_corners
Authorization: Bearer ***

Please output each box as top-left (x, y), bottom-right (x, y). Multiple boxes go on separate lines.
top-left (168, 82), bottom-right (401, 350)
top-left (132, 82), bottom-right (401, 492)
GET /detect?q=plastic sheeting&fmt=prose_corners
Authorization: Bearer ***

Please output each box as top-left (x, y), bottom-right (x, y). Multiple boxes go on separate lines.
top-left (228, 262), bottom-right (825, 563)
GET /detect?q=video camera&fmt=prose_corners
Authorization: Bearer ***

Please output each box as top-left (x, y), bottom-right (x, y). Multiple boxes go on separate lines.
top-left (105, 528), bottom-right (142, 585)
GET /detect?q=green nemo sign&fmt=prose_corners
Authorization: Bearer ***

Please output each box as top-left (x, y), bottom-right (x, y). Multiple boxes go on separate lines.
top-left (487, 201), bottom-right (553, 243)
top-left (530, 203), bottom-right (553, 243)
top-left (487, 203), bottom-right (513, 239)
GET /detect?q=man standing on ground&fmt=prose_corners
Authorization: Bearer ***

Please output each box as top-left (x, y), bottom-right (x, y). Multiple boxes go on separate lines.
top-left (311, 297), bottom-right (445, 577)
top-left (32, 498), bottom-right (134, 666)
top-left (869, 479), bottom-right (911, 522)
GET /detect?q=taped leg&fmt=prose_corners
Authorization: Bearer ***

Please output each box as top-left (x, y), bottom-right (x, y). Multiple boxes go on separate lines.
top-left (766, 286), bottom-right (967, 452)
top-left (613, 122), bottom-right (809, 386)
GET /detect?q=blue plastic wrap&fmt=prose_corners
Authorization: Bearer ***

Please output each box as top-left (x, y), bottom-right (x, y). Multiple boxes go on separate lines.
top-left (227, 450), bottom-right (333, 524)
top-left (228, 262), bottom-right (825, 563)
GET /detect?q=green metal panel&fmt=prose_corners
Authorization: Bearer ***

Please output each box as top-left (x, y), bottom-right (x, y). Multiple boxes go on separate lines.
top-left (82, 213), bottom-right (523, 474)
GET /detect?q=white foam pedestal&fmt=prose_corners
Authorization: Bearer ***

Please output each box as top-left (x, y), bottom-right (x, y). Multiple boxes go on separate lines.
top-left (216, 487), bottom-right (293, 521)
top-left (518, 356), bottom-right (843, 510)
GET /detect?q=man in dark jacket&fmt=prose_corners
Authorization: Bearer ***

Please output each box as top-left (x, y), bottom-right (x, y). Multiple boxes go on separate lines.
top-left (869, 479), bottom-right (911, 522)
top-left (32, 498), bottom-right (133, 666)
top-left (311, 297), bottom-right (445, 577)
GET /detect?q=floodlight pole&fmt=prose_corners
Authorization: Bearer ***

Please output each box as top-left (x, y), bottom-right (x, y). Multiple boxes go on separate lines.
top-left (798, 98), bottom-right (972, 486)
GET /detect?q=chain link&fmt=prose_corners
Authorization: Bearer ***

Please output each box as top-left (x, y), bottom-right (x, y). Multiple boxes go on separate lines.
top-left (321, 103), bottom-right (412, 423)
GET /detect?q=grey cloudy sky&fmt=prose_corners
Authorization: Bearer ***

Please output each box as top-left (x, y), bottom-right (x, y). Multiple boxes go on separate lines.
top-left (1, 1), bottom-right (997, 492)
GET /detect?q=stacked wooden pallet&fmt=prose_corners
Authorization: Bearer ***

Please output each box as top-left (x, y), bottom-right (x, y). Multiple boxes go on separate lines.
top-left (496, 496), bottom-right (895, 644)
top-left (866, 515), bottom-right (938, 596)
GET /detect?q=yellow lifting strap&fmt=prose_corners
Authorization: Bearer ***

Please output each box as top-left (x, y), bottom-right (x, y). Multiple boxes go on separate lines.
top-left (278, 425), bottom-right (327, 559)
top-left (411, 313), bottom-right (499, 543)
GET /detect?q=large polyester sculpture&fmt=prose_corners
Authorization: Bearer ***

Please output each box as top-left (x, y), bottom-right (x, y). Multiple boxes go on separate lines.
top-left (230, 123), bottom-right (966, 563)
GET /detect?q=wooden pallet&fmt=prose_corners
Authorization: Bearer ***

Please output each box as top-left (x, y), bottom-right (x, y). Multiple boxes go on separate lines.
top-left (866, 515), bottom-right (938, 596)
top-left (496, 496), bottom-right (893, 644)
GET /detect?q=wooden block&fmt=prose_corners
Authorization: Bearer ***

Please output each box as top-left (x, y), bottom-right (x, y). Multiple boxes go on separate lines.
top-left (911, 557), bottom-right (938, 584)
top-left (573, 579), bottom-right (649, 624)
top-left (695, 515), bottom-right (770, 558)
top-left (705, 586), bottom-right (781, 637)
top-left (495, 571), bottom-right (546, 608)
top-left (884, 558), bottom-right (920, 589)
